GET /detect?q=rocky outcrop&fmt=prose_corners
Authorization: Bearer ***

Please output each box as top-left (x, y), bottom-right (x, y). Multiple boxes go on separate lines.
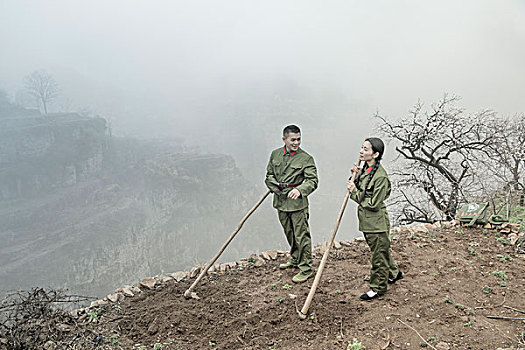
top-left (0, 112), bottom-right (107, 200)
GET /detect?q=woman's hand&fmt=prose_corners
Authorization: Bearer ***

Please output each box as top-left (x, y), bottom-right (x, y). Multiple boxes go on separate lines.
top-left (350, 162), bottom-right (360, 177)
top-left (347, 180), bottom-right (355, 192)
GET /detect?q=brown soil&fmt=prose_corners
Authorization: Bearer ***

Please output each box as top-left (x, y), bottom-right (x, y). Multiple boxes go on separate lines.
top-left (5, 225), bottom-right (525, 349)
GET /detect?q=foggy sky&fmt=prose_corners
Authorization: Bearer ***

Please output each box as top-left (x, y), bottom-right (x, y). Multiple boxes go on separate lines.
top-left (1, 1), bottom-right (524, 122)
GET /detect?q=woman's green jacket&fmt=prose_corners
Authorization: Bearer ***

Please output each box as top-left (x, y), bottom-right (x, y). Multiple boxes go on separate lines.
top-left (350, 163), bottom-right (391, 233)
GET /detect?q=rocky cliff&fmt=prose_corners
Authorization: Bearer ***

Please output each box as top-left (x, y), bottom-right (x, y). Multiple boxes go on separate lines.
top-left (0, 111), bottom-right (107, 200)
top-left (0, 109), bottom-right (276, 298)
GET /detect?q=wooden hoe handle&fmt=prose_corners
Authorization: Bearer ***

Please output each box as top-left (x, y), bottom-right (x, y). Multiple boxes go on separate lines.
top-left (184, 189), bottom-right (271, 299)
top-left (298, 159), bottom-right (361, 319)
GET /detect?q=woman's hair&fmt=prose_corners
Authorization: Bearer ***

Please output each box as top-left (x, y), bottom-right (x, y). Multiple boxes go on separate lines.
top-left (355, 137), bottom-right (385, 203)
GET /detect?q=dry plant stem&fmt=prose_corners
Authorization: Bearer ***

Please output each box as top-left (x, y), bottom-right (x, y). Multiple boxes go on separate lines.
top-left (183, 190), bottom-right (270, 298)
top-left (502, 305), bottom-right (525, 314)
top-left (397, 319), bottom-right (437, 350)
top-left (486, 316), bottom-right (525, 321)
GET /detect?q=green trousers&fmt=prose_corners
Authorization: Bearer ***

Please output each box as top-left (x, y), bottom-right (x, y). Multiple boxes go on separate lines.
top-left (364, 232), bottom-right (399, 294)
top-left (278, 208), bottom-right (312, 273)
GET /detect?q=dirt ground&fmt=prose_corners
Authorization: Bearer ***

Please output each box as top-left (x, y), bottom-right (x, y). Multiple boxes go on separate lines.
top-left (74, 224), bottom-right (523, 350)
top-left (4, 224), bottom-right (524, 349)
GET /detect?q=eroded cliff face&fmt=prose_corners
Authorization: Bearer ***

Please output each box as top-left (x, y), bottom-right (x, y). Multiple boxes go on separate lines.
top-left (0, 112), bottom-right (107, 200)
top-left (0, 110), bottom-right (275, 298)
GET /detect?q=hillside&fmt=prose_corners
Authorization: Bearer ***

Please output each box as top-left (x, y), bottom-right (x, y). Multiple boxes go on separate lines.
top-left (3, 222), bottom-right (523, 349)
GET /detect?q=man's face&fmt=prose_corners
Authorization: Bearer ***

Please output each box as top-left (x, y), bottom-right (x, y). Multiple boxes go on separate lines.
top-left (282, 132), bottom-right (301, 152)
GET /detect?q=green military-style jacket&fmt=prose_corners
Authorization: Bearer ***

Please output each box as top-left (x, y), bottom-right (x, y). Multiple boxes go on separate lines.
top-left (265, 146), bottom-right (318, 212)
top-left (350, 163), bottom-right (391, 233)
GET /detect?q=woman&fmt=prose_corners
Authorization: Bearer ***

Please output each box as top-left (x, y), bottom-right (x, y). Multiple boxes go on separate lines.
top-left (347, 137), bottom-right (403, 301)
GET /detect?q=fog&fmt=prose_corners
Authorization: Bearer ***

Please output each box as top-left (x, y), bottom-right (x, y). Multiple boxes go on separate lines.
top-left (1, 1), bottom-right (525, 296)
top-left (2, 1), bottom-right (525, 118)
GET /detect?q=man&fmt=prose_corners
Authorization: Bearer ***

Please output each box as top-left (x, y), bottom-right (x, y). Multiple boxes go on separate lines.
top-left (265, 125), bottom-right (318, 283)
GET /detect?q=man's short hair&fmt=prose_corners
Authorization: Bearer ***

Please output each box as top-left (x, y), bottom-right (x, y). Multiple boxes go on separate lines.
top-left (283, 124), bottom-right (301, 137)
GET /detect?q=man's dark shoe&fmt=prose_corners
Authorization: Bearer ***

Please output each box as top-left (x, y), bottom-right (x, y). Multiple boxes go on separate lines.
top-left (359, 290), bottom-right (384, 301)
top-left (388, 271), bottom-right (404, 284)
top-left (279, 261), bottom-right (297, 269)
top-left (292, 271), bottom-right (313, 283)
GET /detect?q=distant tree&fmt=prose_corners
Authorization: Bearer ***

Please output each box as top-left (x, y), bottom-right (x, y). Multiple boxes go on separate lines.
top-left (24, 70), bottom-right (59, 114)
top-left (376, 95), bottom-right (499, 223)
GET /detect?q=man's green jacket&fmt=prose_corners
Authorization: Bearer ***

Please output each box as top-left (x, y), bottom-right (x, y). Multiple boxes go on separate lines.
top-left (265, 147), bottom-right (318, 212)
top-left (350, 164), bottom-right (391, 233)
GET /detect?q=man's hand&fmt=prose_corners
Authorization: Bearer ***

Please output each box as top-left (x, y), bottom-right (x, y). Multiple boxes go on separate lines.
top-left (347, 180), bottom-right (356, 192)
top-left (287, 188), bottom-right (301, 200)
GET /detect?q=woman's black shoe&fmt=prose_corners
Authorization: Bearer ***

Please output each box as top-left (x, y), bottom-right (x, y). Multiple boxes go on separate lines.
top-left (388, 271), bottom-right (404, 284)
top-left (359, 291), bottom-right (384, 301)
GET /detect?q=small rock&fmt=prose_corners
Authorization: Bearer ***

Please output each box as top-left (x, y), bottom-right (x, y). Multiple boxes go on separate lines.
top-left (130, 285), bottom-right (142, 294)
top-left (254, 257), bottom-right (265, 267)
top-left (140, 277), bottom-right (157, 290)
top-left (161, 274), bottom-right (173, 283)
top-left (334, 241), bottom-right (342, 249)
top-left (107, 293), bottom-right (119, 303)
top-left (172, 271), bottom-right (186, 282)
top-left (121, 287), bottom-right (134, 297)
top-left (267, 250), bottom-right (278, 260)
top-left (341, 240), bottom-right (352, 247)
top-left (190, 292), bottom-right (200, 300)
top-left (90, 299), bottom-right (107, 308)
top-left (288, 294), bottom-right (297, 299)
top-left (190, 266), bottom-right (201, 278)
top-left (220, 263), bottom-right (229, 273)
top-left (435, 341), bottom-right (450, 350)
top-left (43, 341), bottom-right (56, 350)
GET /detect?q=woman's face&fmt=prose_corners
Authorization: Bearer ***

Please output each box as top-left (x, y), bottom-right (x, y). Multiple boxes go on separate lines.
top-left (359, 141), bottom-right (378, 164)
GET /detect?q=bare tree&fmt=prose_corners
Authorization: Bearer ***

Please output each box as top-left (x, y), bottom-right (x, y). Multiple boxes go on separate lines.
top-left (376, 95), bottom-right (499, 223)
top-left (481, 114), bottom-right (525, 206)
top-left (24, 70), bottom-right (59, 114)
